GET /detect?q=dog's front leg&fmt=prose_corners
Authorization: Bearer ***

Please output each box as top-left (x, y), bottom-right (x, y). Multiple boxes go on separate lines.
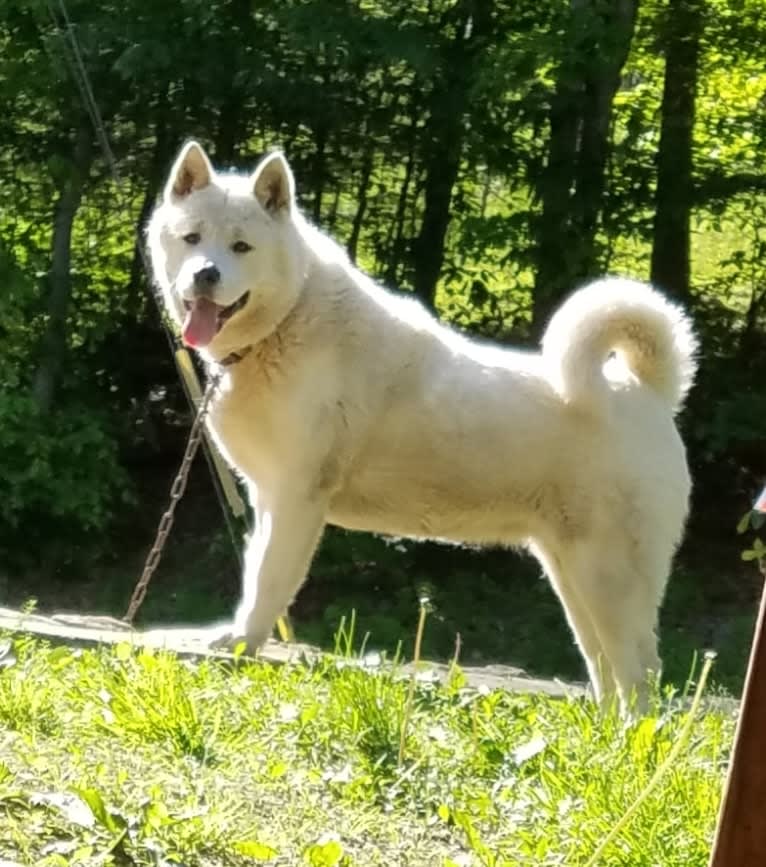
top-left (228, 487), bottom-right (327, 652)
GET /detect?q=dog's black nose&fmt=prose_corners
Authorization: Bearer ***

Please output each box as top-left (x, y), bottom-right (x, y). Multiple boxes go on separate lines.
top-left (193, 264), bottom-right (220, 291)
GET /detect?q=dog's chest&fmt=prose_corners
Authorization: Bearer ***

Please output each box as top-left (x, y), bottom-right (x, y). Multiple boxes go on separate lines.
top-left (206, 383), bottom-right (287, 484)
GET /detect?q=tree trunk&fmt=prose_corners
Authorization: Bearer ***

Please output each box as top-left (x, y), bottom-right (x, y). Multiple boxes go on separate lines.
top-left (33, 123), bottom-right (93, 412)
top-left (413, 134), bottom-right (461, 309)
top-left (739, 261), bottom-right (766, 362)
top-left (215, 67), bottom-right (246, 167)
top-left (650, 0), bottom-right (703, 301)
top-left (213, 0), bottom-right (251, 165)
top-left (383, 107), bottom-right (418, 288)
top-left (532, 76), bottom-right (582, 329)
top-left (532, 0), bottom-right (638, 332)
top-left (128, 103), bottom-right (172, 316)
top-left (347, 145), bottom-right (374, 262)
top-left (571, 0), bottom-right (638, 275)
top-left (412, 0), bottom-right (495, 310)
top-left (311, 125), bottom-right (327, 223)
top-left (327, 186), bottom-right (341, 230)
top-left (215, 92), bottom-right (245, 167)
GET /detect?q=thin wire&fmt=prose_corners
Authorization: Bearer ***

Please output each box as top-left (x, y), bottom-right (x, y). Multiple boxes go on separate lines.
top-left (44, 4), bottom-right (97, 139)
top-left (54, 0), bottom-right (119, 181)
top-left (44, 0), bottom-right (246, 569)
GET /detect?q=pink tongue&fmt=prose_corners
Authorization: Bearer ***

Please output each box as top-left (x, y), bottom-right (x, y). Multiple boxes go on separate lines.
top-left (182, 297), bottom-right (220, 348)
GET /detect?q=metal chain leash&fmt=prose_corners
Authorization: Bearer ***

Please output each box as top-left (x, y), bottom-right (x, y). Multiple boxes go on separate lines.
top-left (123, 373), bottom-right (221, 624)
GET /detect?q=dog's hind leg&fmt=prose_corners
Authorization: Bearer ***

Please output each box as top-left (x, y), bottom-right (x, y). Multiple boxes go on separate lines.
top-left (530, 540), bottom-right (616, 705)
top-left (227, 487), bottom-right (327, 652)
top-left (561, 535), bottom-right (667, 715)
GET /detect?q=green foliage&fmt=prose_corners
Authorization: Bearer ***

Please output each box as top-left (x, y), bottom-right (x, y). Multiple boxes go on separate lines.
top-left (0, 394), bottom-right (130, 561)
top-left (97, 644), bottom-right (226, 761)
top-left (738, 508), bottom-right (765, 573)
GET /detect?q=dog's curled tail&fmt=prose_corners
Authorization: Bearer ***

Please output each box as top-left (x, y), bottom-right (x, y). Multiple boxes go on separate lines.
top-left (542, 277), bottom-right (697, 414)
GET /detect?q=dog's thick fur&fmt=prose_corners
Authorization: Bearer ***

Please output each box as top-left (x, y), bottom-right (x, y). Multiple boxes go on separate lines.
top-left (148, 141), bottom-right (697, 711)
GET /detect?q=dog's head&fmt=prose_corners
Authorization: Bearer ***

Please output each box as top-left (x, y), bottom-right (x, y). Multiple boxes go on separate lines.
top-left (147, 141), bottom-right (307, 357)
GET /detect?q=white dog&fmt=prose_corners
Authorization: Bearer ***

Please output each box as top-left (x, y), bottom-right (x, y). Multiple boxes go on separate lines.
top-left (148, 141), bottom-right (696, 711)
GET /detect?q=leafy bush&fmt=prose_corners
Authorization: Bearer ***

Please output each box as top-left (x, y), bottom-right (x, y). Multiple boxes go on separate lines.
top-left (739, 502), bottom-right (766, 574)
top-left (0, 393), bottom-right (131, 563)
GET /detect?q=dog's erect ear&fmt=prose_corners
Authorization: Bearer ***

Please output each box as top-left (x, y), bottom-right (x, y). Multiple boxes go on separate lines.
top-left (252, 152), bottom-right (294, 216)
top-left (165, 141), bottom-right (213, 200)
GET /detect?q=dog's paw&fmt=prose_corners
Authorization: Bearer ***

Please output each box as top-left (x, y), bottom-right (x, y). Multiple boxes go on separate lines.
top-left (204, 622), bottom-right (269, 656)
top-left (204, 623), bottom-right (245, 652)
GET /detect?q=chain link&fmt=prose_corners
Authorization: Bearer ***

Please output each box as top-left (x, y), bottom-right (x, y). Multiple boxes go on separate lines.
top-left (123, 373), bottom-right (221, 624)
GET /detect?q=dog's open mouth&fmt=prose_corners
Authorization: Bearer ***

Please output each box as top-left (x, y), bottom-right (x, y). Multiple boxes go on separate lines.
top-left (181, 292), bottom-right (250, 348)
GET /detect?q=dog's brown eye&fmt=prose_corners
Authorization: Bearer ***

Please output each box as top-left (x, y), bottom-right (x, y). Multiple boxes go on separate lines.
top-left (231, 240), bottom-right (252, 254)
top-left (183, 232), bottom-right (201, 245)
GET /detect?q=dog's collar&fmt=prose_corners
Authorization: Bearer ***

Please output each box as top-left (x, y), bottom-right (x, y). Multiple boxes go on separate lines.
top-left (217, 345), bottom-right (253, 367)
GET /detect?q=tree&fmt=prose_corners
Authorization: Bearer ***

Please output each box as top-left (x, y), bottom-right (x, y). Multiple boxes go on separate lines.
top-left (532, 0), bottom-right (638, 331)
top-left (33, 121), bottom-right (93, 411)
top-left (650, 0), bottom-right (703, 301)
top-left (412, 0), bottom-right (496, 310)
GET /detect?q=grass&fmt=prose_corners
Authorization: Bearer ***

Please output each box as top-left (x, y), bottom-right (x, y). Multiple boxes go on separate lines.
top-left (0, 625), bottom-right (735, 866)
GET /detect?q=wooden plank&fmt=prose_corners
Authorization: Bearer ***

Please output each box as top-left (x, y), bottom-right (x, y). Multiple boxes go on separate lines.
top-left (0, 605), bottom-right (583, 697)
top-left (0, 606), bottom-right (308, 666)
top-left (174, 348), bottom-right (246, 518)
top-left (708, 560), bottom-right (766, 863)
